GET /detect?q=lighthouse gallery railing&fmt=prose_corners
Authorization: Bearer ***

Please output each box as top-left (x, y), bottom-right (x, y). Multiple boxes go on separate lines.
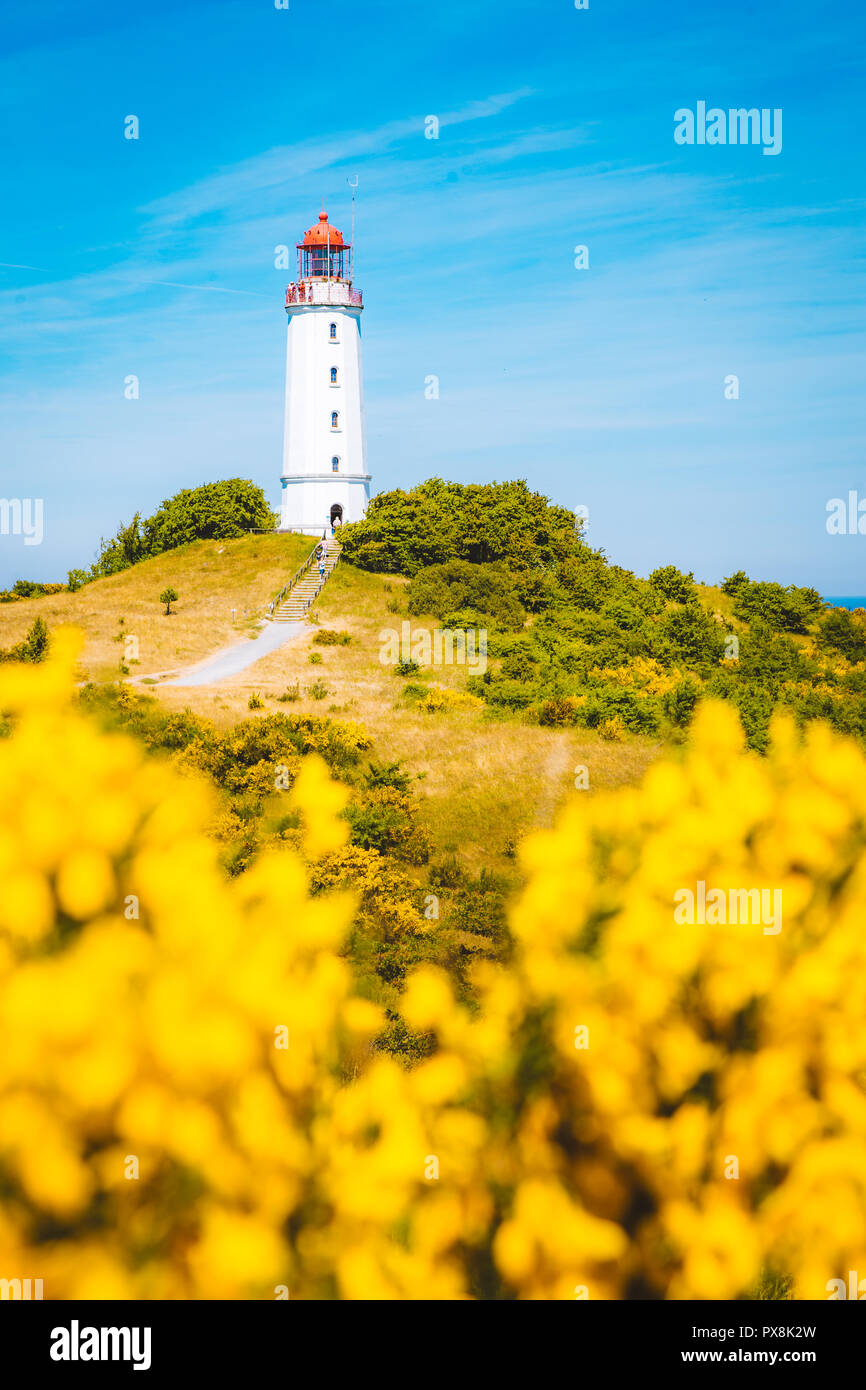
top-left (285, 283), bottom-right (363, 308)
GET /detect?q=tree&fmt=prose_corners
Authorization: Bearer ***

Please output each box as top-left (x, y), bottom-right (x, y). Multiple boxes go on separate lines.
top-left (339, 478), bottom-right (585, 576)
top-left (407, 559), bottom-right (525, 629)
top-left (143, 479), bottom-right (276, 553)
top-left (0, 616), bottom-right (50, 665)
top-left (160, 587), bottom-right (178, 616)
top-left (88, 481), bottom-right (276, 583)
top-left (729, 579), bottom-right (823, 635)
top-left (721, 569), bottom-right (750, 597)
top-left (818, 607), bottom-right (866, 663)
top-left (91, 513), bottom-right (147, 578)
top-left (649, 564), bottom-right (696, 604)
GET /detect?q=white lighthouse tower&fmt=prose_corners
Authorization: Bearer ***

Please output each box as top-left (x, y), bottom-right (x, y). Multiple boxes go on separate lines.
top-left (279, 207), bottom-right (371, 534)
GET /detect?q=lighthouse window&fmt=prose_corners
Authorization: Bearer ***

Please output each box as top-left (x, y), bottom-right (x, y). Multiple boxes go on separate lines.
top-left (330, 367), bottom-right (339, 385)
top-left (332, 457), bottom-right (340, 472)
top-left (331, 411), bottom-right (340, 430)
top-left (329, 323), bottom-right (338, 342)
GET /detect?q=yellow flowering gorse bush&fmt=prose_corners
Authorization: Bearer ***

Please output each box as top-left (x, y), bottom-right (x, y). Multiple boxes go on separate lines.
top-left (1, 635), bottom-right (865, 1299)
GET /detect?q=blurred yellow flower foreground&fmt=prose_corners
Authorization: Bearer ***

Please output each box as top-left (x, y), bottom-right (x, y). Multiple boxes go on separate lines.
top-left (1, 633), bottom-right (865, 1299)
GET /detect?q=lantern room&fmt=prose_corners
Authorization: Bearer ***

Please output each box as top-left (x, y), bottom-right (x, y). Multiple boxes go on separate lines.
top-left (297, 209), bottom-right (352, 282)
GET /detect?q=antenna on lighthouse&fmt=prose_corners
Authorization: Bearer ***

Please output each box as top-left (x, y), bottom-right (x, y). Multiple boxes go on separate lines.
top-left (348, 176), bottom-right (359, 281)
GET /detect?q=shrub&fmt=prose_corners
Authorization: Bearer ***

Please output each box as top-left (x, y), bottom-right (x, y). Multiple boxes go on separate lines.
top-left (1, 579), bottom-right (65, 601)
top-left (408, 560), bottom-right (524, 630)
top-left (721, 569), bottom-right (750, 597)
top-left (662, 675), bottom-right (702, 728)
top-left (18, 616), bottom-right (50, 664)
top-left (0, 616), bottom-right (51, 666)
top-left (247, 693), bottom-right (265, 710)
top-left (818, 608), bottom-right (866, 663)
top-left (344, 786), bottom-right (428, 860)
top-left (364, 760), bottom-right (413, 793)
top-left (420, 687), bottom-right (484, 714)
top-left (659, 603), bottom-right (725, 669)
top-left (537, 696), bottom-right (579, 727)
top-left (160, 587), bottom-right (178, 616)
top-left (730, 580), bottom-right (823, 635)
top-left (4, 648), bottom-right (866, 1299)
top-left (144, 479), bottom-right (275, 554)
top-left (308, 681), bottom-right (329, 701)
top-left (340, 478), bottom-right (584, 576)
top-left (484, 680), bottom-right (536, 711)
top-left (649, 564), bottom-right (696, 604)
top-left (314, 630), bottom-right (352, 647)
top-left (91, 480), bottom-right (275, 580)
top-left (309, 653), bottom-right (323, 665)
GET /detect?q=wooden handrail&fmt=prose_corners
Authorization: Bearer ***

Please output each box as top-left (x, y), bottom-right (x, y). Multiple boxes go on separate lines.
top-left (267, 542), bottom-right (341, 616)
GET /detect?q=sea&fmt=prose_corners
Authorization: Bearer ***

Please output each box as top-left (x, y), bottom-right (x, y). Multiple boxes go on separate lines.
top-left (823, 597), bottom-right (866, 611)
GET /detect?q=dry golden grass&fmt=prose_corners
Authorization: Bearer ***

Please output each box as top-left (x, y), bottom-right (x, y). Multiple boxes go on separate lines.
top-left (0, 534), bottom-right (310, 682)
top-left (150, 560), bottom-right (661, 867)
top-left (696, 582), bottom-right (739, 621)
top-left (3, 544), bottom-right (661, 867)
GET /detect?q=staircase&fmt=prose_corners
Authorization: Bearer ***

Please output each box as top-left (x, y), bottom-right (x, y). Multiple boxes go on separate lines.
top-left (271, 539), bottom-right (341, 622)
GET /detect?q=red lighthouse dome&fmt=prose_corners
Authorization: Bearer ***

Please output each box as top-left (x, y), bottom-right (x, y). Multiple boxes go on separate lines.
top-left (296, 207), bottom-right (351, 282)
top-left (301, 211), bottom-right (347, 249)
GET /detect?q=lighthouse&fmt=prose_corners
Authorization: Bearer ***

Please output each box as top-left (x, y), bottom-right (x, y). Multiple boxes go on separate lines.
top-left (279, 208), bottom-right (370, 535)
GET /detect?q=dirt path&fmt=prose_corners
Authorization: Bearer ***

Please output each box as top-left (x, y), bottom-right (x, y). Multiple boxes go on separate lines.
top-left (140, 619), bottom-right (308, 688)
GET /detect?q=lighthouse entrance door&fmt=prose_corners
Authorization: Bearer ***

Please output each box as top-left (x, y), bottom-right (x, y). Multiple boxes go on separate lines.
top-left (330, 504), bottom-right (343, 526)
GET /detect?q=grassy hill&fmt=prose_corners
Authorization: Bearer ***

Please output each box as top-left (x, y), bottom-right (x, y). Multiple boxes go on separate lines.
top-left (6, 474), bottom-right (864, 998)
top-left (0, 532), bottom-right (310, 682)
top-left (147, 557), bottom-right (658, 871)
top-left (0, 524), bottom-right (657, 909)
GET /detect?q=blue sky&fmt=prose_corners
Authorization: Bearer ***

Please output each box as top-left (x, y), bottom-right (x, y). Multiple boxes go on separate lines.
top-left (1, 0), bottom-right (864, 591)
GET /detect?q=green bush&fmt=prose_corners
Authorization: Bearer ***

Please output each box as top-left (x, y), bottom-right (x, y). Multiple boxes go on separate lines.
top-left (662, 676), bottom-right (701, 727)
top-left (818, 608), bottom-right (866, 663)
top-left (659, 603), bottom-right (725, 669)
top-left (364, 760), bottom-right (413, 792)
top-left (649, 564), bottom-right (696, 604)
top-left (0, 616), bottom-right (51, 665)
top-left (537, 697), bottom-right (578, 727)
top-left (339, 478), bottom-right (584, 576)
top-left (729, 578), bottom-right (823, 634)
top-left (408, 560), bottom-right (524, 630)
top-left (484, 680), bottom-right (536, 710)
top-left (91, 480), bottom-right (275, 580)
